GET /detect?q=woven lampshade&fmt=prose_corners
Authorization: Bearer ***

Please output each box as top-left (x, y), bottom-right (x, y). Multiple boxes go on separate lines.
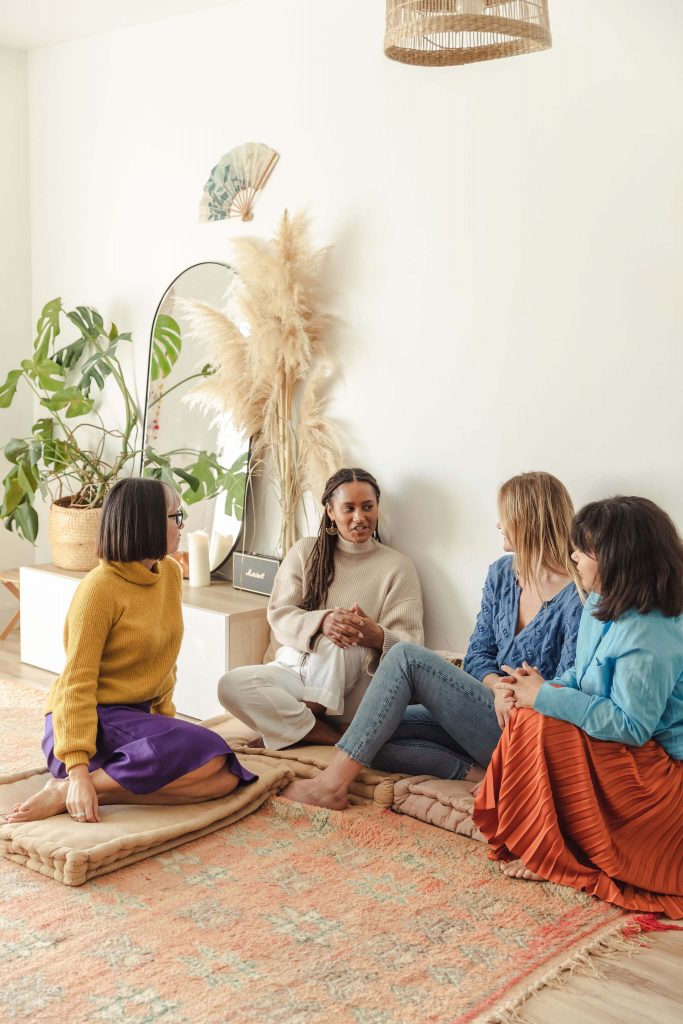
top-left (384, 1), bottom-right (551, 67)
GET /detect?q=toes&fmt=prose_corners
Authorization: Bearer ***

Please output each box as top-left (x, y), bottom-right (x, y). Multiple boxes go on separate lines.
top-left (499, 860), bottom-right (542, 881)
top-left (499, 860), bottom-right (524, 879)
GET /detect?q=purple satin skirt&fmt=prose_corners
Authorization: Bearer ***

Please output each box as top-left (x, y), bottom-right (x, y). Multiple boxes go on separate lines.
top-left (42, 702), bottom-right (257, 795)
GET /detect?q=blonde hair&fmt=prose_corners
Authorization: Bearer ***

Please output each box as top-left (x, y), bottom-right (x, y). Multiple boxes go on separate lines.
top-left (498, 472), bottom-right (582, 598)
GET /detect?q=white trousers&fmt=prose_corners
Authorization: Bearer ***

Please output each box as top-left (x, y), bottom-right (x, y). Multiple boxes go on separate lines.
top-left (217, 638), bottom-right (368, 749)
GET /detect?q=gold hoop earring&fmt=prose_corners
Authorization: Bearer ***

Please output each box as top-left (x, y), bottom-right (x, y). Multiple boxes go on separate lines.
top-left (325, 519), bottom-right (338, 536)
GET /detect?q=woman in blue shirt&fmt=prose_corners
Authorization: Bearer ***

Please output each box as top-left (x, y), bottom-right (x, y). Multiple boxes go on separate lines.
top-left (282, 472), bottom-right (583, 806)
top-left (477, 496), bottom-right (683, 916)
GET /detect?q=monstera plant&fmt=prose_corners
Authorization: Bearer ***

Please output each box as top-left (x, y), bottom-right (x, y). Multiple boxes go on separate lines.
top-left (0, 298), bottom-right (246, 550)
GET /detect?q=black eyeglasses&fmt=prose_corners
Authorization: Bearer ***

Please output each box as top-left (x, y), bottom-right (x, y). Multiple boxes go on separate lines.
top-left (168, 509), bottom-right (185, 528)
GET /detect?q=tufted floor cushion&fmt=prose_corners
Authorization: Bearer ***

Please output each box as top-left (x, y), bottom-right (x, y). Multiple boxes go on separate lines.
top-left (207, 713), bottom-right (409, 808)
top-left (0, 714), bottom-right (409, 886)
top-left (391, 775), bottom-right (486, 841)
top-left (0, 756), bottom-right (293, 886)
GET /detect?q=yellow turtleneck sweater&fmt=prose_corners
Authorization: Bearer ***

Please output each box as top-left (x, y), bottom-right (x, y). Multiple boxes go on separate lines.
top-left (46, 558), bottom-right (184, 772)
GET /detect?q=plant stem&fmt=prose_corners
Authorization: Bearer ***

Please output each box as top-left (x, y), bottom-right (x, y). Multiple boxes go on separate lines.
top-left (147, 370), bottom-right (214, 410)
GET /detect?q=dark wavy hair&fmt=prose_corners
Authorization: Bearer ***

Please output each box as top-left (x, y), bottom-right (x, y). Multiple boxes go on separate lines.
top-left (300, 468), bottom-right (381, 612)
top-left (572, 496), bottom-right (683, 621)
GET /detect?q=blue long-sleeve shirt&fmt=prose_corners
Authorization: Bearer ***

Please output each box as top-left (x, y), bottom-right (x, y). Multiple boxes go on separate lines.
top-left (463, 556), bottom-right (583, 682)
top-left (535, 593), bottom-right (683, 759)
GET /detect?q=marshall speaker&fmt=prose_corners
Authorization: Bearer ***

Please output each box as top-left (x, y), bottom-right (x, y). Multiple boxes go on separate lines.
top-left (232, 552), bottom-right (281, 596)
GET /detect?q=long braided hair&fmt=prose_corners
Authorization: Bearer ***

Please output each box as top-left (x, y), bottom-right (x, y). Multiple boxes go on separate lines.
top-left (300, 468), bottom-right (381, 612)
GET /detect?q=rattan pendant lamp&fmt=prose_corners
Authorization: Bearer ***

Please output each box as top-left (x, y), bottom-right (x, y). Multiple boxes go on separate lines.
top-left (384, 1), bottom-right (551, 67)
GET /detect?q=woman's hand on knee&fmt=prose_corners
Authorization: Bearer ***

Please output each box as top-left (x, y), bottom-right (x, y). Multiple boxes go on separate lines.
top-left (493, 689), bottom-right (513, 730)
top-left (321, 608), bottom-right (364, 648)
top-left (66, 765), bottom-right (100, 823)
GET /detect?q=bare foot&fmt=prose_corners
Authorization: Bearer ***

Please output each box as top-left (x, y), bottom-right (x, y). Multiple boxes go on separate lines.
top-left (4, 778), bottom-right (69, 823)
top-left (500, 859), bottom-right (544, 881)
top-left (280, 777), bottom-right (349, 810)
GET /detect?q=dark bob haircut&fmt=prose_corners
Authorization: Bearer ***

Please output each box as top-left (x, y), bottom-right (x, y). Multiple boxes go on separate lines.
top-left (97, 478), bottom-right (176, 563)
top-left (572, 496), bottom-right (683, 622)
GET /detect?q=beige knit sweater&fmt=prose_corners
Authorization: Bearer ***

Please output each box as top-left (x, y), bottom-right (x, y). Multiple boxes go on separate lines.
top-left (267, 535), bottom-right (424, 674)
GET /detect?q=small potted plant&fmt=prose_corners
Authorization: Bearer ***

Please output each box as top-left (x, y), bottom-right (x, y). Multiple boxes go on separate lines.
top-left (0, 298), bottom-right (246, 569)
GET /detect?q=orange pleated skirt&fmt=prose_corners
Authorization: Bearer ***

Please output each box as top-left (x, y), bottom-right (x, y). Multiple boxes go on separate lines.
top-left (473, 708), bottom-right (683, 918)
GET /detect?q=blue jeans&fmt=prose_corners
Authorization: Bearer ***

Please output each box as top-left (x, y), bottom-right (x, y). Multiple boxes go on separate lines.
top-left (337, 642), bottom-right (501, 780)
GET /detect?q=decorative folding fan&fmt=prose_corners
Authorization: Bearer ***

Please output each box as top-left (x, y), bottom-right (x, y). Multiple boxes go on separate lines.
top-left (199, 143), bottom-right (279, 223)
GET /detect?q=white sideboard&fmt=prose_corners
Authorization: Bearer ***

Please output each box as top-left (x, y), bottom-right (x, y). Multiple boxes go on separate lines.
top-left (19, 563), bottom-right (270, 721)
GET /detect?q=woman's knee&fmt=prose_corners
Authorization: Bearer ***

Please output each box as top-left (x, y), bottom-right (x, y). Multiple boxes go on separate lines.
top-left (217, 673), bottom-right (229, 707)
top-left (385, 642), bottom-right (429, 681)
top-left (388, 641), bottom-right (423, 666)
top-left (218, 667), bottom-right (252, 709)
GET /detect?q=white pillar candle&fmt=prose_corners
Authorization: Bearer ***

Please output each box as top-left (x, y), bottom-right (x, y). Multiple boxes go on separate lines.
top-left (209, 531), bottom-right (234, 571)
top-left (188, 530), bottom-right (211, 587)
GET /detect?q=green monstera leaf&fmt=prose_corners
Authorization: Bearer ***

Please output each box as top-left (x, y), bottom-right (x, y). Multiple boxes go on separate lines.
top-left (41, 387), bottom-right (95, 418)
top-left (151, 314), bottom-right (182, 381)
top-left (0, 369), bottom-right (24, 409)
top-left (34, 298), bottom-right (62, 361)
top-left (0, 295), bottom-right (238, 546)
top-left (221, 450), bottom-right (249, 519)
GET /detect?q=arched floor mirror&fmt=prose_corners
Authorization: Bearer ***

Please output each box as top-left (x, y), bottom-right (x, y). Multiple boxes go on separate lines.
top-left (143, 262), bottom-right (249, 573)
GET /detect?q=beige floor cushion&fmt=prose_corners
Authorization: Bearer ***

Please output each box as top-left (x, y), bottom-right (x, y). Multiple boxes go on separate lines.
top-left (206, 713), bottom-right (408, 808)
top-left (0, 752), bottom-right (293, 886)
top-left (391, 775), bottom-right (486, 841)
top-left (0, 708), bottom-right (439, 887)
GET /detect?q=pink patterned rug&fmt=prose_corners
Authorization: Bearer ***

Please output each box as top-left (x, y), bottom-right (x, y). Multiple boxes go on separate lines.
top-left (0, 679), bottom-right (647, 1024)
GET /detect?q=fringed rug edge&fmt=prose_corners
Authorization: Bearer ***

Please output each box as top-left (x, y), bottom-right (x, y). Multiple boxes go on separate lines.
top-left (469, 912), bottom-right (660, 1024)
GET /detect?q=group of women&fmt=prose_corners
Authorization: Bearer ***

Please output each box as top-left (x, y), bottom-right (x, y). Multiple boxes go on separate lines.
top-left (5, 467), bottom-right (683, 918)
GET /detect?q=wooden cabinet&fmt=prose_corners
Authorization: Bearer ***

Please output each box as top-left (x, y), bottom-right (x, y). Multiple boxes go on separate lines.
top-left (19, 563), bottom-right (270, 721)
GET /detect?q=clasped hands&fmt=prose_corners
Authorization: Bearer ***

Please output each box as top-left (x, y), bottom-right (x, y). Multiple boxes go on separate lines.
top-left (321, 603), bottom-right (384, 651)
top-left (494, 662), bottom-right (545, 724)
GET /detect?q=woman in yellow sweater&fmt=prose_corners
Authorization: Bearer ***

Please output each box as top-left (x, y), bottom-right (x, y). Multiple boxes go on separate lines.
top-left (7, 478), bottom-right (255, 825)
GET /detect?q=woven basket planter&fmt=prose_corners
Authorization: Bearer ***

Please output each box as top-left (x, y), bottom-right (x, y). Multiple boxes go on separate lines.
top-left (384, 1), bottom-right (552, 67)
top-left (48, 499), bottom-right (101, 571)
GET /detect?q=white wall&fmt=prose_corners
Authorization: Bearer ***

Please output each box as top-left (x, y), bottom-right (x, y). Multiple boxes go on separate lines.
top-left (26, 0), bottom-right (683, 650)
top-left (0, 45), bottom-right (33, 603)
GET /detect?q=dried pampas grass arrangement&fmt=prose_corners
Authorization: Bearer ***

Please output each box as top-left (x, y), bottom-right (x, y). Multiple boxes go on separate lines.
top-left (183, 211), bottom-right (342, 555)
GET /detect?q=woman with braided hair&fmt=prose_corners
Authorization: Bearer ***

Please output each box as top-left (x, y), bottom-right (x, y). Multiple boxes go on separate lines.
top-left (218, 468), bottom-right (424, 749)
top-left (282, 471), bottom-right (584, 808)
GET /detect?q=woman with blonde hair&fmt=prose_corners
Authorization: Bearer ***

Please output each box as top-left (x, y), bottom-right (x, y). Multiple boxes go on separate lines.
top-left (283, 471), bottom-right (584, 808)
top-left (478, 496), bottom-right (683, 915)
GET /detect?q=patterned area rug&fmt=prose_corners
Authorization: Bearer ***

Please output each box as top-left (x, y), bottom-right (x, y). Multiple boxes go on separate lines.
top-left (0, 679), bottom-right (646, 1024)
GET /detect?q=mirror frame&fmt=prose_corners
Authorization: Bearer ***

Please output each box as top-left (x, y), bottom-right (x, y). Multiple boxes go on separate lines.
top-left (142, 261), bottom-right (249, 575)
